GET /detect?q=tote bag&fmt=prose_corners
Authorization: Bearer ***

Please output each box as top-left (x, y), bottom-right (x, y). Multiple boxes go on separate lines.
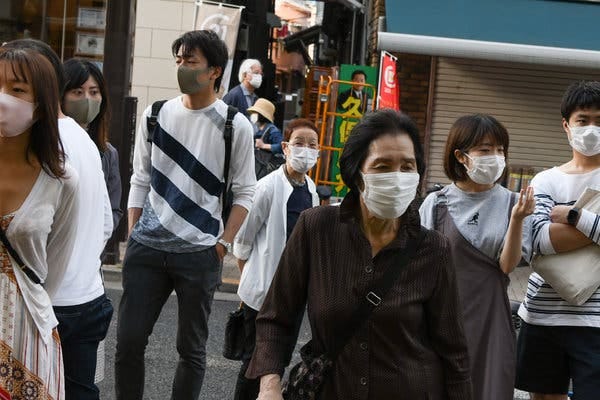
top-left (532, 188), bottom-right (600, 305)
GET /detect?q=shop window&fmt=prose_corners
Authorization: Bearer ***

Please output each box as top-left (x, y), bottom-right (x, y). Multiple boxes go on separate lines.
top-left (0, 0), bottom-right (107, 67)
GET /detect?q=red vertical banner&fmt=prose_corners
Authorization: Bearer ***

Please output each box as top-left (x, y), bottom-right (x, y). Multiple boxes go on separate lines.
top-left (377, 51), bottom-right (400, 110)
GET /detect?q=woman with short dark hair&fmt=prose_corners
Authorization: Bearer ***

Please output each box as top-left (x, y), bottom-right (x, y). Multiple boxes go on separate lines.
top-left (247, 109), bottom-right (472, 400)
top-left (419, 114), bottom-right (534, 400)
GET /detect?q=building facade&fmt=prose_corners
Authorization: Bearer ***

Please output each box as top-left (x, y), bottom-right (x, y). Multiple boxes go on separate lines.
top-left (376, 0), bottom-right (600, 190)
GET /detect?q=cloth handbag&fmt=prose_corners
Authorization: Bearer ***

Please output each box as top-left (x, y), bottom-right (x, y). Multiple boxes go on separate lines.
top-left (223, 304), bottom-right (245, 360)
top-left (282, 228), bottom-right (426, 400)
top-left (532, 188), bottom-right (600, 305)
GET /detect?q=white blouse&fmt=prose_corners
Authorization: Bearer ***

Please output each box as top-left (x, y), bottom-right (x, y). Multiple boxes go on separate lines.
top-left (4, 165), bottom-right (79, 343)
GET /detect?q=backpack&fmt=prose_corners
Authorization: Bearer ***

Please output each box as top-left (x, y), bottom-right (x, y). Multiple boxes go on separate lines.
top-left (146, 100), bottom-right (238, 223)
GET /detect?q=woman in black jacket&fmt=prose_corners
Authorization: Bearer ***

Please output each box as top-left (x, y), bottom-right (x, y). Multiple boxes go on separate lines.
top-left (62, 59), bottom-right (122, 235)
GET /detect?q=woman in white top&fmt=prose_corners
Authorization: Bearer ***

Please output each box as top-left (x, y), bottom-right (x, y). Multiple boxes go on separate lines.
top-left (232, 118), bottom-right (320, 400)
top-left (419, 114), bottom-right (534, 400)
top-left (0, 46), bottom-right (78, 399)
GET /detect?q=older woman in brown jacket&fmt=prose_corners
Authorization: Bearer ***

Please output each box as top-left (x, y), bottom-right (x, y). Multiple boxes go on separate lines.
top-left (247, 110), bottom-right (472, 400)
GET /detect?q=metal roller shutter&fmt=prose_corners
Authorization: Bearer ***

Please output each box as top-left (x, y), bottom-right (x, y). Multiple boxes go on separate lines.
top-left (427, 57), bottom-right (600, 187)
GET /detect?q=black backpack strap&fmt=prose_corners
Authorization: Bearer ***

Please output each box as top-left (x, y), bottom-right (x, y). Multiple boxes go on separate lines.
top-left (146, 100), bottom-right (167, 143)
top-left (222, 105), bottom-right (238, 200)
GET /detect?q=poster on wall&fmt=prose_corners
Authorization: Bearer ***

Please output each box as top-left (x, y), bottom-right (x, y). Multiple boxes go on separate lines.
top-left (75, 32), bottom-right (104, 56)
top-left (377, 51), bottom-right (400, 110)
top-left (77, 7), bottom-right (106, 29)
top-left (330, 64), bottom-right (378, 197)
top-left (193, 1), bottom-right (243, 96)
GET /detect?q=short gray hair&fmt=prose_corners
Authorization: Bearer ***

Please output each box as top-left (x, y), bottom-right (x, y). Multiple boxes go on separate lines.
top-left (237, 58), bottom-right (261, 83)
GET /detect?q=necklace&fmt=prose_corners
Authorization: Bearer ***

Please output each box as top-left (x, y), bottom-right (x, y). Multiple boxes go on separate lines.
top-left (284, 167), bottom-right (305, 187)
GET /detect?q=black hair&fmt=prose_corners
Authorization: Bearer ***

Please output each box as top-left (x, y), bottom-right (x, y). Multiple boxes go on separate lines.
top-left (257, 113), bottom-right (270, 125)
top-left (62, 58), bottom-right (110, 152)
top-left (2, 39), bottom-right (65, 96)
top-left (351, 69), bottom-right (367, 81)
top-left (172, 30), bottom-right (229, 92)
top-left (561, 81), bottom-right (600, 120)
top-left (443, 114), bottom-right (509, 182)
top-left (339, 109), bottom-right (425, 194)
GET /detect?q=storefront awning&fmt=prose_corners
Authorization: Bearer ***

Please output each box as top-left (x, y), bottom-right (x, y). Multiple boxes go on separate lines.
top-left (378, 32), bottom-right (600, 69)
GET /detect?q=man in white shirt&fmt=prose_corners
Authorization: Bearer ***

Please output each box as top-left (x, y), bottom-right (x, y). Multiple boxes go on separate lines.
top-left (4, 39), bottom-right (114, 400)
top-left (516, 81), bottom-right (600, 400)
top-left (115, 30), bottom-right (256, 400)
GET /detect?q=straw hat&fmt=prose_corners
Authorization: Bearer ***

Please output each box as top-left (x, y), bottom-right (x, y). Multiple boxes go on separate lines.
top-left (247, 98), bottom-right (275, 123)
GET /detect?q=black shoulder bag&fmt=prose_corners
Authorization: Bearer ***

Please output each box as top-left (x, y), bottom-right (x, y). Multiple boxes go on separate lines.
top-left (282, 227), bottom-right (426, 400)
top-left (254, 125), bottom-right (285, 180)
top-left (0, 228), bottom-right (41, 284)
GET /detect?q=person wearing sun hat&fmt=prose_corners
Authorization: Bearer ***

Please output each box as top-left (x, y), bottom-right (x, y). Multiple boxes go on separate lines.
top-left (248, 98), bottom-right (282, 153)
top-left (248, 98), bottom-right (285, 179)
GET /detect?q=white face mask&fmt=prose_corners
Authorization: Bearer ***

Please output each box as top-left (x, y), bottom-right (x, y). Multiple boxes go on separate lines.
top-left (287, 145), bottom-right (318, 174)
top-left (464, 154), bottom-right (506, 185)
top-left (249, 73), bottom-right (262, 89)
top-left (360, 171), bottom-right (419, 219)
top-left (568, 125), bottom-right (600, 156)
top-left (0, 93), bottom-right (37, 138)
top-left (250, 113), bottom-right (259, 124)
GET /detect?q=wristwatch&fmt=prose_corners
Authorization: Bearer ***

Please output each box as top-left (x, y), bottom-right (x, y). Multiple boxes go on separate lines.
top-left (217, 238), bottom-right (233, 253)
top-left (567, 207), bottom-right (580, 226)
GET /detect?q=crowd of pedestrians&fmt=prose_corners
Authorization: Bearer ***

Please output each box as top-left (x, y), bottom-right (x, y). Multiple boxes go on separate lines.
top-left (0, 28), bottom-right (598, 400)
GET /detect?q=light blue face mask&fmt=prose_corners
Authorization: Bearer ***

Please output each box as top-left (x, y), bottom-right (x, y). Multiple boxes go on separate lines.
top-left (177, 65), bottom-right (212, 94)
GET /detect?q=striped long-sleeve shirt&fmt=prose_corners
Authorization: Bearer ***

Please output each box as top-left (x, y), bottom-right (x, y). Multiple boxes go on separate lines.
top-left (519, 166), bottom-right (600, 327)
top-left (128, 97), bottom-right (256, 252)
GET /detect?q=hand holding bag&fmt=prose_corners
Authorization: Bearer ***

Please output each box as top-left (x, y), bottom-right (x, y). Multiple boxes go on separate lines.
top-left (281, 228), bottom-right (426, 400)
top-left (223, 303), bottom-right (245, 360)
top-left (532, 188), bottom-right (600, 305)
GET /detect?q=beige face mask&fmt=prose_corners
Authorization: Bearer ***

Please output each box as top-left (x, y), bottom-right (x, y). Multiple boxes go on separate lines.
top-left (64, 98), bottom-right (101, 125)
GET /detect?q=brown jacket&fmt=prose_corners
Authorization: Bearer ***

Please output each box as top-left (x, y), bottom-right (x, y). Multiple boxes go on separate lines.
top-left (246, 194), bottom-right (472, 399)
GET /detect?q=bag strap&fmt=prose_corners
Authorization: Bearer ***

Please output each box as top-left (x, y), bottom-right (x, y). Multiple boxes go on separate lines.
top-left (260, 124), bottom-right (273, 142)
top-left (222, 105), bottom-right (238, 203)
top-left (433, 187), bottom-right (448, 231)
top-left (0, 228), bottom-right (41, 284)
top-left (328, 226), bottom-right (427, 360)
top-left (146, 100), bottom-right (168, 143)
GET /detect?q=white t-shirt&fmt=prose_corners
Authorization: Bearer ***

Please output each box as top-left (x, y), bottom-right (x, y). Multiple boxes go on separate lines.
top-left (48, 117), bottom-right (112, 306)
top-left (518, 166), bottom-right (600, 327)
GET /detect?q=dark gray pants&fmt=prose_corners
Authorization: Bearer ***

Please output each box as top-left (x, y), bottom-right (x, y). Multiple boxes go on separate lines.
top-left (114, 239), bottom-right (220, 400)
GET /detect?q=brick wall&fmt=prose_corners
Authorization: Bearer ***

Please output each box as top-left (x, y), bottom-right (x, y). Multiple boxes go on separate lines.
top-left (368, 0), bottom-right (386, 66)
top-left (393, 53), bottom-right (432, 140)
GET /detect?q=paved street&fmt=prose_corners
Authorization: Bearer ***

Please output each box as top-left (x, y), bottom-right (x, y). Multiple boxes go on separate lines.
top-left (97, 262), bottom-right (531, 399)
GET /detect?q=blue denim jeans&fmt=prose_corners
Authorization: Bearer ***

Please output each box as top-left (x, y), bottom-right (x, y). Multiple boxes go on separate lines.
top-left (54, 293), bottom-right (114, 400)
top-left (114, 238), bottom-right (220, 400)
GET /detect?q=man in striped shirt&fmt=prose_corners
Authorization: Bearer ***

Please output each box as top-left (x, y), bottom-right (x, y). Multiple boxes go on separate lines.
top-left (516, 81), bottom-right (600, 400)
top-left (114, 30), bottom-right (256, 400)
